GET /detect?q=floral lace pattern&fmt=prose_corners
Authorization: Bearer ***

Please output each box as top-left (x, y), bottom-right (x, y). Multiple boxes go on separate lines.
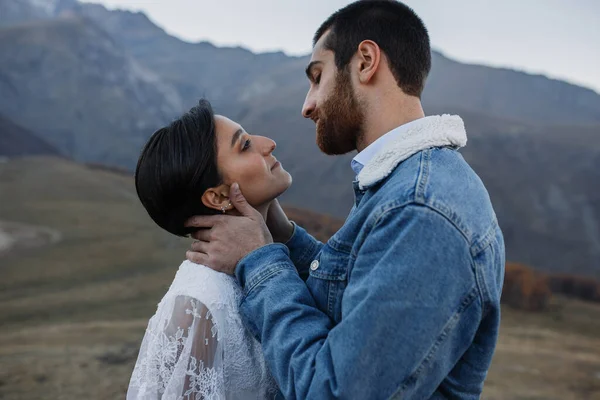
top-left (127, 261), bottom-right (278, 399)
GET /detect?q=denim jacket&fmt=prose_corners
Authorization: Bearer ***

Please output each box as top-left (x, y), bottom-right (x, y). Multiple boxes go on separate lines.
top-left (236, 115), bottom-right (505, 399)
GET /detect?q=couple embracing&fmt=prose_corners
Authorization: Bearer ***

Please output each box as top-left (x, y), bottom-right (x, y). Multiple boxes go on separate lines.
top-left (128, 1), bottom-right (505, 399)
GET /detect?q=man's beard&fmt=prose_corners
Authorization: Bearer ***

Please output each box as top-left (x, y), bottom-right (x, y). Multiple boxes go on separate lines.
top-left (316, 69), bottom-right (365, 155)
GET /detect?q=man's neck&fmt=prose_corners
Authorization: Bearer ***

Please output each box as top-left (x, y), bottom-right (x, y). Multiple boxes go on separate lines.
top-left (356, 96), bottom-right (425, 153)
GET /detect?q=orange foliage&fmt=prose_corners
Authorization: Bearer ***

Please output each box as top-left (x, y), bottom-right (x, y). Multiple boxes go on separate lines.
top-left (547, 274), bottom-right (600, 303)
top-left (501, 263), bottom-right (551, 311)
top-left (283, 206), bottom-right (344, 243)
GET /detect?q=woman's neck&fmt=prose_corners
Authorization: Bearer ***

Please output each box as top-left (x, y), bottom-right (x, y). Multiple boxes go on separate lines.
top-left (255, 202), bottom-right (270, 221)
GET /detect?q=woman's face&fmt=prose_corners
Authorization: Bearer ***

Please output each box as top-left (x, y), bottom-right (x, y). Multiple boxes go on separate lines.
top-left (209, 115), bottom-right (292, 209)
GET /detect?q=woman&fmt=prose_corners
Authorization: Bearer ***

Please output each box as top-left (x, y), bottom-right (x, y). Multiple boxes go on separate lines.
top-left (128, 99), bottom-right (291, 399)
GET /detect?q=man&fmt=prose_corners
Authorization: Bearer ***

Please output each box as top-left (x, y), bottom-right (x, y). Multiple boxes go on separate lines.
top-left (186, 1), bottom-right (505, 398)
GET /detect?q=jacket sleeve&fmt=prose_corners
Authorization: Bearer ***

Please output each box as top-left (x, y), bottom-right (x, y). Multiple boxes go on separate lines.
top-left (235, 204), bottom-right (482, 399)
top-left (285, 221), bottom-right (324, 279)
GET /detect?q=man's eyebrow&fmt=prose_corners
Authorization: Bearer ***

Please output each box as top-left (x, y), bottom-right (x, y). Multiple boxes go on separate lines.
top-left (305, 61), bottom-right (323, 80)
top-left (230, 128), bottom-right (244, 148)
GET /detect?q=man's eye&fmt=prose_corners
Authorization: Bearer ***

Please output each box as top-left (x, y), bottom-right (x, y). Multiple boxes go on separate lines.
top-left (314, 74), bottom-right (321, 84)
top-left (242, 139), bottom-right (251, 151)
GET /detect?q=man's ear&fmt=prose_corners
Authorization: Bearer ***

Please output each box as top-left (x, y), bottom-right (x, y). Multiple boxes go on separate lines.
top-left (201, 184), bottom-right (231, 212)
top-left (356, 40), bottom-right (381, 84)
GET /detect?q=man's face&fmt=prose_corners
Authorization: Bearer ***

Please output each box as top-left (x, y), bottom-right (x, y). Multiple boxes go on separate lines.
top-left (302, 31), bottom-right (365, 155)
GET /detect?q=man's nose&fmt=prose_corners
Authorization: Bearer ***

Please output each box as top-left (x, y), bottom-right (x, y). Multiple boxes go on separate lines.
top-left (302, 91), bottom-right (316, 119)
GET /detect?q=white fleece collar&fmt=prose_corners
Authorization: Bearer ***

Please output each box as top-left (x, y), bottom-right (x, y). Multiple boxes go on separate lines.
top-left (356, 115), bottom-right (467, 190)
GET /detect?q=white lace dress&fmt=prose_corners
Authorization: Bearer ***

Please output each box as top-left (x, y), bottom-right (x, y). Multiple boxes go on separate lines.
top-left (127, 261), bottom-right (279, 399)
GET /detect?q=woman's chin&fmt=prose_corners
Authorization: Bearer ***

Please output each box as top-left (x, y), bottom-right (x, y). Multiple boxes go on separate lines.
top-left (247, 180), bottom-right (292, 209)
top-left (282, 170), bottom-right (292, 187)
top-left (281, 174), bottom-right (293, 194)
top-left (270, 177), bottom-right (293, 203)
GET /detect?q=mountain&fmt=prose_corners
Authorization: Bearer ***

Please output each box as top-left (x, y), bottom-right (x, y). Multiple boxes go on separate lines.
top-left (0, 0), bottom-right (598, 277)
top-left (425, 52), bottom-right (600, 125)
top-left (72, 2), bottom-right (305, 114)
top-left (0, 0), bottom-right (78, 26)
top-left (67, 2), bottom-right (600, 126)
top-left (0, 0), bottom-right (303, 113)
top-left (6, 0), bottom-right (598, 126)
top-left (0, 13), bottom-right (183, 166)
top-left (0, 114), bottom-right (59, 157)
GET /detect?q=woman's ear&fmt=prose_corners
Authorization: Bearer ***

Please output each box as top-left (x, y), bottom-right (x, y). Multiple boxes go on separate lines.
top-left (201, 184), bottom-right (231, 212)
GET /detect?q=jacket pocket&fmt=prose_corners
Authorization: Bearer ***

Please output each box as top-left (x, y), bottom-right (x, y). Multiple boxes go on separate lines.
top-left (307, 239), bottom-right (350, 323)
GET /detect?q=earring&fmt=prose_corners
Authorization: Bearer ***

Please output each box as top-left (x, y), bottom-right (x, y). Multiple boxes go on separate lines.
top-left (221, 201), bottom-right (231, 214)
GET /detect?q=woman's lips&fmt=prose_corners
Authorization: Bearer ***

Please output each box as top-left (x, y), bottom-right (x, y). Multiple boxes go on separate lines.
top-left (271, 161), bottom-right (281, 170)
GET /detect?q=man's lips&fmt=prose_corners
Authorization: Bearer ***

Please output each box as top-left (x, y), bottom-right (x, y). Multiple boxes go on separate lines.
top-left (271, 160), bottom-right (281, 170)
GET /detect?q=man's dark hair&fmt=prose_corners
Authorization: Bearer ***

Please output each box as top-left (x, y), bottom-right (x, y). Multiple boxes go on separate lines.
top-left (135, 99), bottom-right (222, 237)
top-left (314, 0), bottom-right (431, 97)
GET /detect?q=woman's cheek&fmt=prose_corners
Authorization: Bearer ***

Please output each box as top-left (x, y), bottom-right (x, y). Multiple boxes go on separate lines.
top-left (230, 160), bottom-right (254, 184)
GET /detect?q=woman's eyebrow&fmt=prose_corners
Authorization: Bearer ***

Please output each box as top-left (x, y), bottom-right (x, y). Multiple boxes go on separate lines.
top-left (230, 128), bottom-right (244, 148)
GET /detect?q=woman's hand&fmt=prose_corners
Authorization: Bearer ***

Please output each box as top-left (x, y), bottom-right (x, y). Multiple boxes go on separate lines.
top-left (267, 200), bottom-right (295, 243)
top-left (185, 183), bottom-right (273, 275)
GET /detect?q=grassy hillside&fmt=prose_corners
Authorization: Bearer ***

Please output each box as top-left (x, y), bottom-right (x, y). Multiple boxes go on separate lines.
top-left (0, 157), bottom-right (599, 399)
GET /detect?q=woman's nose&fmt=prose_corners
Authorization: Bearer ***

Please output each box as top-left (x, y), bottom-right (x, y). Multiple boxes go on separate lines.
top-left (267, 138), bottom-right (276, 154)
top-left (258, 136), bottom-right (276, 155)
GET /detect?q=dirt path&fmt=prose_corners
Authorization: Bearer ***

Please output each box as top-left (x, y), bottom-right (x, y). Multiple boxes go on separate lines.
top-left (0, 220), bottom-right (62, 255)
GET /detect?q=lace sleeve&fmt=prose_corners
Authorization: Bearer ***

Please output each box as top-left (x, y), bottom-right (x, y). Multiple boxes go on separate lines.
top-left (127, 295), bottom-right (226, 400)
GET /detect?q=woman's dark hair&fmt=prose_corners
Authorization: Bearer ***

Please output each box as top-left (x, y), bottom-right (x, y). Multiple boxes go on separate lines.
top-left (314, 0), bottom-right (431, 97)
top-left (135, 99), bottom-right (222, 237)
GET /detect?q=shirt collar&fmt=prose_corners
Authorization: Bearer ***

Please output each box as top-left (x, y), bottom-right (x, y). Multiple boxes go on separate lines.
top-left (356, 114), bottom-right (467, 190)
top-left (351, 117), bottom-right (429, 176)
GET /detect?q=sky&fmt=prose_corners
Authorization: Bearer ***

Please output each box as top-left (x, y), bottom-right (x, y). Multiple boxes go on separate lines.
top-left (80, 0), bottom-right (600, 93)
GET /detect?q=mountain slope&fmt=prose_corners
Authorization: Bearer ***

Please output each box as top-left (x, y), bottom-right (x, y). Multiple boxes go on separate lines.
top-left (73, 1), bottom-right (304, 112)
top-left (425, 52), bottom-right (600, 124)
top-left (0, 15), bottom-right (183, 166)
top-left (35, 0), bottom-right (600, 125)
top-left (0, 114), bottom-right (60, 157)
top-left (4, 0), bottom-right (600, 126)
top-left (0, 0), bottom-right (78, 26)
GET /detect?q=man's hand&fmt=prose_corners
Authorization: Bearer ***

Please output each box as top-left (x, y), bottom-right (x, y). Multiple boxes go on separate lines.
top-left (185, 183), bottom-right (273, 275)
top-left (267, 199), bottom-right (294, 243)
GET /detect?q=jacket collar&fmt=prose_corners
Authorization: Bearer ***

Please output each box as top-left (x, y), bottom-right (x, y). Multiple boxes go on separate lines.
top-left (357, 115), bottom-right (467, 190)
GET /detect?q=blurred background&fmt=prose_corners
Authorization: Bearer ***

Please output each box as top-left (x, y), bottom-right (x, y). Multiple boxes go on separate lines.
top-left (0, 0), bottom-right (599, 399)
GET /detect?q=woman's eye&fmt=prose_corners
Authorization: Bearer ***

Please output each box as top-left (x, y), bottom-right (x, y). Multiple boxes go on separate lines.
top-left (242, 139), bottom-right (251, 151)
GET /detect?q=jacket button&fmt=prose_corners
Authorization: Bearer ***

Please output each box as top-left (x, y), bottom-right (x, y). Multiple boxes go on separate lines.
top-left (310, 260), bottom-right (320, 271)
